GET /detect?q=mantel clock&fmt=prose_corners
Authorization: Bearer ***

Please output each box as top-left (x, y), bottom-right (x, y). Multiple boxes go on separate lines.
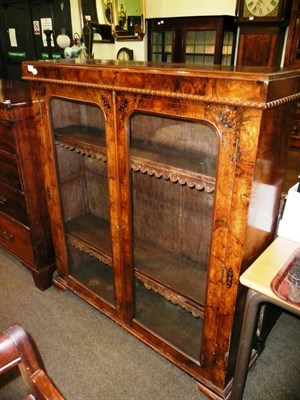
top-left (116, 47), bottom-right (134, 60)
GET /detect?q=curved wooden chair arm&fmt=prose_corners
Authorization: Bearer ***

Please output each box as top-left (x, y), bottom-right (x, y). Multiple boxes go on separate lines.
top-left (0, 324), bottom-right (65, 400)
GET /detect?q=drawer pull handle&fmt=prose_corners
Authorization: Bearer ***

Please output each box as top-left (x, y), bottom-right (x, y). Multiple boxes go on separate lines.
top-left (0, 196), bottom-right (7, 205)
top-left (3, 231), bottom-right (14, 240)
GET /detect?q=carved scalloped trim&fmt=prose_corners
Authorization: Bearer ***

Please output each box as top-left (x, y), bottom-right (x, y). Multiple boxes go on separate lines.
top-left (135, 270), bottom-right (203, 318)
top-left (55, 139), bottom-right (215, 191)
top-left (68, 235), bottom-right (204, 317)
top-left (68, 236), bottom-right (112, 267)
top-left (23, 76), bottom-right (300, 110)
top-left (55, 140), bottom-right (107, 162)
top-left (131, 159), bottom-right (215, 192)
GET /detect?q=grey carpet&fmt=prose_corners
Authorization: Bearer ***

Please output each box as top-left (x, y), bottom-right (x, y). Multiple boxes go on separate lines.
top-left (0, 247), bottom-right (299, 400)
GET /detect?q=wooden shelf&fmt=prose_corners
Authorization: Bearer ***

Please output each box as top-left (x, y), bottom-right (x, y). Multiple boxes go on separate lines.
top-left (66, 213), bottom-right (112, 266)
top-left (134, 280), bottom-right (203, 360)
top-left (131, 143), bottom-right (216, 192)
top-left (134, 239), bottom-right (206, 317)
top-left (66, 212), bottom-right (206, 317)
top-left (55, 128), bottom-right (216, 192)
top-left (54, 126), bottom-right (107, 161)
top-left (68, 245), bottom-right (115, 305)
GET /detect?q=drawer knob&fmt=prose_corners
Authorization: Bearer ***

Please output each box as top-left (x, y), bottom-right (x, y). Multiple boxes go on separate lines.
top-left (3, 230), bottom-right (14, 240)
top-left (0, 196), bottom-right (7, 205)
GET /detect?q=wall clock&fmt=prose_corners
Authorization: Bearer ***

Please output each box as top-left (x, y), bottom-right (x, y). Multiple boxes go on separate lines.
top-left (116, 47), bottom-right (134, 60)
top-left (238, 0), bottom-right (285, 22)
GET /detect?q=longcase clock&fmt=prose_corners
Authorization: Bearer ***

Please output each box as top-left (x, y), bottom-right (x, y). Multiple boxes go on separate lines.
top-left (238, 0), bottom-right (284, 22)
top-left (236, 0), bottom-right (292, 67)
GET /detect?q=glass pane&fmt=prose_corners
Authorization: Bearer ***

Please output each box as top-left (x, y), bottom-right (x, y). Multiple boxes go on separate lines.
top-left (195, 30), bottom-right (206, 43)
top-left (205, 31), bottom-right (216, 44)
top-left (50, 98), bottom-right (115, 307)
top-left (222, 55), bottom-right (232, 66)
top-left (164, 31), bottom-right (173, 44)
top-left (223, 31), bottom-right (233, 45)
top-left (186, 30), bottom-right (196, 42)
top-left (151, 32), bottom-right (158, 43)
top-left (129, 113), bottom-right (218, 361)
top-left (204, 55), bottom-right (214, 65)
top-left (205, 45), bottom-right (215, 55)
top-left (186, 44), bottom-right (195, 53)
top-left (193, 55), bottom-right (205, 64)
top-left (152, 53), bottom-right (161, 62)
top-left (194, 44), bottom-right (205, 54)
top-left (185, 55), bottom-right (194, 63)
top-left (151, 31), bottom-right (173, 63)
top-left (222, 45), bottom-right (233, 56)
top-left (186, 30), bottom-right (216, 61)
top-left (152, 44), bottom-right (162, 53)
top-left (222, 31), bottom-right (234, 66)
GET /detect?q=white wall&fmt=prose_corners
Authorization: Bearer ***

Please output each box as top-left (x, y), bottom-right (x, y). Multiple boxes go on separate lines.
top-left (92, 40), bottom-right (147, 60)
top-left (70, 0), bottom-right (82, 37)
top-left (70, 0), bottom-right (237, 61)
top-left (146, 0), bottom-right (236, 18)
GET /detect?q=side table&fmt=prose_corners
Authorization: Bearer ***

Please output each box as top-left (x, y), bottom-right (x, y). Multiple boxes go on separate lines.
top-left (231, 236), bottom-right (300, 400)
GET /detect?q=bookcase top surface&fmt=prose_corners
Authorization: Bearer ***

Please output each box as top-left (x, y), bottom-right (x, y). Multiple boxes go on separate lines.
top-left (22, 59), bottom-right (300, 107)
top-left (22, 58), bottom-right (300, 78)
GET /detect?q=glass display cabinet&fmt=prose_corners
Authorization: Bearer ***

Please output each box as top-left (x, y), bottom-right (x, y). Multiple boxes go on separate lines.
top-left (147, 16), bottom-right (236, 65)
top-left (22, 59), bottom-right (300, 399)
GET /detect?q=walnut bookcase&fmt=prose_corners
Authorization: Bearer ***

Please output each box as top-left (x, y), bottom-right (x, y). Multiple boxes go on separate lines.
top-left (22, 60), bottom-right (300, 399)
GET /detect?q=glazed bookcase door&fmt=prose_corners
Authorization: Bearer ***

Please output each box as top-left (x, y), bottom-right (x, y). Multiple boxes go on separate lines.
top-left (49, 97), bottom-right (115, 308)
top-left (184, 29), bottom-right (235, 66)
top-left (150, 30), bottom-right (174, 62)
top-left (128, 111), bottom-right (218, 360)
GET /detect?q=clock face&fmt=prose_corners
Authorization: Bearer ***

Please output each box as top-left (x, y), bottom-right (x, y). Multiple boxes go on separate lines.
top-left (118, 51), bottom-right (131, 60)
top-left (117, 47), bottom-right (133, 61)
top-left (244, 0), bottom-right (280, 17)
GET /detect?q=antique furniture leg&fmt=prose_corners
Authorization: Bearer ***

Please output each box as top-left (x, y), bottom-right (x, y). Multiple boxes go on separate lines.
top-left (230, 289), bottom-right (266, 400)
top-left (231, 288), bottom-right (300, 400)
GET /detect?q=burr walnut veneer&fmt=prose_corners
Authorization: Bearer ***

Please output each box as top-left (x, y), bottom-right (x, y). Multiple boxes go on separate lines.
top-left (0, 80), bottom-right (55, 290)
top-left (22, 60), bottom-right (300, 399)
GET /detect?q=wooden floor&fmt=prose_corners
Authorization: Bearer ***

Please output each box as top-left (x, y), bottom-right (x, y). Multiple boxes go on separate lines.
top-left (283, 148), bottom-right (300, 193)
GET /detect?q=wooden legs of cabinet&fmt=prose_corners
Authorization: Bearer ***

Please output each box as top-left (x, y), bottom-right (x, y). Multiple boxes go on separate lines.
top-left (25, 263), bottom-right (57, 291)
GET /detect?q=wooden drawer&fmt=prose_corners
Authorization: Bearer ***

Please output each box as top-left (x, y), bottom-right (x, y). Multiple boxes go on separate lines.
top-left (0, 152), bottom-right (22, 191)
top-left (0, 107), bottom-right (11, 121)
top-left (0, 121), bottom-right (15, 154)
top-left (0, 183), bottom-right (28, 225)
top-left (0, 212), bottom-right (34, 266)
top-left (290, 134), bottom-right (300, 149)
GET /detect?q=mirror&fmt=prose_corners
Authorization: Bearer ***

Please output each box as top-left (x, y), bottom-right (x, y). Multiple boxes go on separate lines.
top-left (110, 0), bottom-right (145, 40)
top-left (80, 0), bottom-right (114, 42)
top-left (99, 0), bottom-right (113, 25)
top-left (80, 0), bottom-right (145, 42)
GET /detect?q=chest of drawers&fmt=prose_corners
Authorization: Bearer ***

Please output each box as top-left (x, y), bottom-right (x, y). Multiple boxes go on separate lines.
top-left (0, 80), bottom-right (55, 290)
